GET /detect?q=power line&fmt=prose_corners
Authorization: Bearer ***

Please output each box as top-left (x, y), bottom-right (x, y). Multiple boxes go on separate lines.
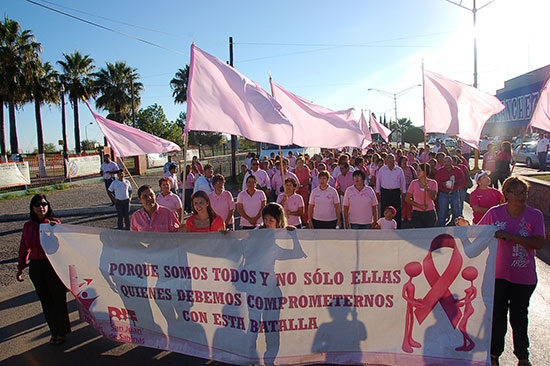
top-left (25, 0), bottom-right (188, 56)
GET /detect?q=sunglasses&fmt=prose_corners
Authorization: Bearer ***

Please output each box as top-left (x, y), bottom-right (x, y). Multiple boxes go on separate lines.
top-left (33, 202), bottom-right (48, 208)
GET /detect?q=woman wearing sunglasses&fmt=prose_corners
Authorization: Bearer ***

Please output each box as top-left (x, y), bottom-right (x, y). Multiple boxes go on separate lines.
top-left (16, 194), bottom-right (70, 345)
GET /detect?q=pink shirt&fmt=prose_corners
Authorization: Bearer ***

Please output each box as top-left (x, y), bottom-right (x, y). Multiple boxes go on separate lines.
top-left (309, 186), bottom-right (340, 221)
top-left (336, 172), bottom-right (354, 194)
top-left (271, 171), bottom-right (299, 198)
top-left (479, 204), bottom-right (544, 285)
top-left (343, 185), bottom-right (378, 225)
top-left (407, 179), bottom-right (438, 211)
top-left (237, 189), bottom-right (266, 227)
top-left (185, 173), bottom-right (195, 189)
top-left (156, 192), bottom-right (182, 213)
top-left (209, 190), bottom-right (235, 224)
top-left (277, 193), bottom-right (305, 226)
top-left (311, 175), bottom-right (336, 190)
top-left (482, 153), bottom-right (496, 173)
top-left (130, 206), bottom-right (180, 232)
top-left (377, 218), bottom-right (397, 230)
top-left (469, 187), bottom-right (503, 224)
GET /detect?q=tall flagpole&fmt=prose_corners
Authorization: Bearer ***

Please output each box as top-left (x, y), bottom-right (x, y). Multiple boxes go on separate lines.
top-left (422, 59), bottom-right (428, 208)
top-left (269, 74), bottom-right (285, 189)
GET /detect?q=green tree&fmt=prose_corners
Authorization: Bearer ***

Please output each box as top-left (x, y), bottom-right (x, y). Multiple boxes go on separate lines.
top-left (81, 139), bottom-right (99, 151)
top-left (0, 17), bottom-right (41, 160)
top-left (93, 61), bottom-right (142, 123)
top-left (170, 65), bottom-right (189, 104)
top-left (33, 142), bottom-right (59, 154)
top-left (58, 51), bottom-right (95, 155)
top-left (136, 104), bottom-right (183, 146)
top-left (175, 111), bottom-right (223, 147)
top-left (390, 117), bottom-right (413, 143)
top-left (403, 126), bottom-right (425, 146)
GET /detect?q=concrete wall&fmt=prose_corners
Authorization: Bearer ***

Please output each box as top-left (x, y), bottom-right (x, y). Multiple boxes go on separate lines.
top-left (202, 153), bottom-right (248, 177)
top-left (524, 176), bottom-right (550, 216)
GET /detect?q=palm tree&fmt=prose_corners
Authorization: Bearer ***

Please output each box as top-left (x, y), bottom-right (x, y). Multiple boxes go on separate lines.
top-left (28, 60), bottom-right (59, 177)
top-left (170, 65), bottom-right (189, 104)
top-left (57, 51), bottom-right (95, 155)
top-left (93, 61), bottom-right (142, 123)
top-left (0, 72), bottom-right (7, 162)
top-left (390, 117), bottom-right (413, 144)
top-left (0, 17), bottom-right (41, 160)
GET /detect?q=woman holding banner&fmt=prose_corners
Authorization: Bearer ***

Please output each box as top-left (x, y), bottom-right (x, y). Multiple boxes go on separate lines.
top-left (16, 195), bottom-right (70, 344)
top-left (457, 177), bottom-right (544, 366)
top-left (183, 190), bottom-right (225, 232)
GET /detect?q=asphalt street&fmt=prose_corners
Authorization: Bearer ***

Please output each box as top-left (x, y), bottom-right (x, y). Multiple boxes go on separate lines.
top-left (0, 165), bottom-right (549, 366)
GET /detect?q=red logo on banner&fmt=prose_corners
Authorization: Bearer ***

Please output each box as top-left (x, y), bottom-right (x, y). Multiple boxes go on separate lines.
top-left (108, 306), bottom-right (138, 326)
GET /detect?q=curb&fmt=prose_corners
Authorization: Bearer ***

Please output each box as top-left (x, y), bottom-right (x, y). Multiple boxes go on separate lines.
top-left (0, 204), bottom-right (143, 223)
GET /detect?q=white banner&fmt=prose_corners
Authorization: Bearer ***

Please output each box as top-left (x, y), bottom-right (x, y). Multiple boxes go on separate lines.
top-left (41, 225), bottom-right (496, 366)
top-left (0, 162), bottom-right (31, 188)
top-left (66, 155), bottom-right (101, 178)
top-left (146, 153), bottom-right (168, 168)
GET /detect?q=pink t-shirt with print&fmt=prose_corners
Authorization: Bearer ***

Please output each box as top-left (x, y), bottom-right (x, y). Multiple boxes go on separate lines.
top-left (479, 204), bottom-right (544, 285)
top-left (309, 186), bottom-right (340, 221)
top-left (209, 190), bottom-right (235, 225)
top-left (469, 187), bottom-right (503, 224)
top-left (407, 179), bottom-right (438, 211)
top-left (343, 185), bottom-right (378, 225)
top-left (237, 189), bottom-right (266, 227)
top-left (156, 192), bottom-right (182, 213)
top-left (277, 193), bottom-right (304, 226)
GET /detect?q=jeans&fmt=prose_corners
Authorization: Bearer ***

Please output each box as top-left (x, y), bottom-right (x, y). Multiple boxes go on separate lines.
top-left (115, 199), bottom-right (130, 230)
top-left (104, 178), bottom-right (114, 201)
top-left (538, 152), bottom-right (547, 171)
top-left (350, 223), bottom-right (371, 229)
top-left (457, 188), bottom-right (466, 217)
top-left (491, 279), bottom-right (536, 360)
top-left (438, 191), bottom-right (460, 227)
top-left (411, 210), bottom-right (437, 228)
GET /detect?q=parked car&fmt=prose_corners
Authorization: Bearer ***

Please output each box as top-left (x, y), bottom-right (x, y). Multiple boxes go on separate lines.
top-left (513, 142), bottom-right (550, 168)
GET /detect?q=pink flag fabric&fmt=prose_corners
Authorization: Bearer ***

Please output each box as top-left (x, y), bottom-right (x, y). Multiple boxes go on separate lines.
top-left (84, 100), bottom-right (181, 158)
top-left (369, 113), bottom-right (392, 142)
top-left (423, 69), bottom-right (504, 149)
top-left (186, 45), bottom-right (293, 146)
top-left (270, 80), bottom-right (364, 148)
top-left (529, 77), bottom-right (550, 132)
top-left (359, 111), bottom-right (372, 148)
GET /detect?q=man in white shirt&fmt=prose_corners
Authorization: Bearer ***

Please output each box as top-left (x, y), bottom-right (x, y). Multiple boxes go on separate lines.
top-left (100, 154), bottom-right (120, 206)
top-left (375, 154), bottom-right (406, 229)
top-left (536, 133), bottom-right (550, 171)
top-left (108, 170), bottom-right (133, 230)
top-left (194, 164), bottom-right (214, 194)
top-left (243, 158), bottom-right (272, 198)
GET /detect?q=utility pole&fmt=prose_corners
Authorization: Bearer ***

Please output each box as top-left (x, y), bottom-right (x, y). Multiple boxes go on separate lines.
top-left (229, 36), bottom-right (237, 181)
top-left (131, 77), bottom-right (136, 128)
top-left (60, 83), bottom-right (69, 178)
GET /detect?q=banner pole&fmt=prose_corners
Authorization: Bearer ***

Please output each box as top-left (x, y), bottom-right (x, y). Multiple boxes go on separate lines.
top-left (182, 132), bottom-right (189, 212)
top-left (118, 157), bottom-right (139, 191)
top-left (422, 59), bottom-right (428, 208)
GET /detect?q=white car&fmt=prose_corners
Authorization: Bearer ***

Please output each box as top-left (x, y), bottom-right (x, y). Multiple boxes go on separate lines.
top-left (513, 142), bottom-right (550, 168)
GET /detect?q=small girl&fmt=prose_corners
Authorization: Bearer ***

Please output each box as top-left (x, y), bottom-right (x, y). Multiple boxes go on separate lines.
top-left (260, 202), bottom-right (295, 231)
top-left (376, 206), bottom-right (397, 230)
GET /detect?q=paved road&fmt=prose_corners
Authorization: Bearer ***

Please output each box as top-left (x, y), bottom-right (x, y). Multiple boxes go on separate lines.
top-left (0, 165), bottom-right (549, 365)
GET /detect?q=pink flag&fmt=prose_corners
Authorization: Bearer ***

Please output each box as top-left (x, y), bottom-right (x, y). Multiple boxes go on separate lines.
top-left (369, 113), bottom-right (392, 142)
top-left (270, 80), bottom-right (364, 148)
top-left (359, 111), bottom-right (372, 148)
top-left (423, 69), bottom-right (504, 149)
top-left (84, 100), bottom-right (181, 158)
top-left (186, 45), bottom-right (293, 146)
top-left (529, 77), bottom-right (550, 132)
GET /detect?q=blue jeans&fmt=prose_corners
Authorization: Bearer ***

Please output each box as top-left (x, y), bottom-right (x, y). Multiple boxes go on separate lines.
top-left (538, 152), bottom-right (547, 171)
top-left (438, 191), bottom-right (460, 227)
top-left (350, 223), bottom-right (371, 229)
top-left (457, 188), bottom-right (466, 217)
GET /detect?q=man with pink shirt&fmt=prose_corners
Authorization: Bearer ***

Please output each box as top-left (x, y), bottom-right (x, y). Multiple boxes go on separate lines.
top-left (131, 185), bottom-right (180, 232)
top-left (376, 154), bottom-right (406, 229)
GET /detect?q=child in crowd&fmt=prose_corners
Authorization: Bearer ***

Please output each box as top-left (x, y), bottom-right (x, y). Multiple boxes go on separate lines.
top-left (376, 206), bottom-right (397, 230)
top-left (108, 169), bottom-right (133, 230)
top-left (237, 164), bottom-right (247, 189)
top-left (260, 202), bottom-right (295, 231)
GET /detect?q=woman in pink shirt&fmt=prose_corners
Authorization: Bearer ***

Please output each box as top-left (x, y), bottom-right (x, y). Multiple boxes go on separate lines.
top-left (237, 175), bottom-right (267, 229)
top-left (156, 177), bottom-right (183, 222)
top-left (343, 170), bottom-right (378, 229)
top-left (308, 171), bottom-right (341, 229)
top-left (183, 190), bottom-right (225, 232)
top-left (209, 174), bottom-right (235, 230)
top-left (277, 177), bottom-right (305, 228)
top-left (183, 165), bottom-right (195, 213)
top-left (469, 170), bottom-right (504, 224)
top-left (457, 177), bottom-right (544, 366)
top-left (293, 157), bottom-right (311, 223)
top-left (495, 141), bottom-right (512, 188)
top-left (482, 143), bottom-right (497, 187)
top-left (399, 156), bottom-right (417, 223)
top-left (406, 163), bottom-right (438, 228)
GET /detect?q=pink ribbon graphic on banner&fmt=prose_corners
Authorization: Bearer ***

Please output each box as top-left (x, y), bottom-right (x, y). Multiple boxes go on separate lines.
top-left (415, 234), bottom-right (463, 328)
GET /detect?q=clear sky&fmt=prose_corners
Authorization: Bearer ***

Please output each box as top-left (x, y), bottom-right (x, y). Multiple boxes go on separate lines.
top-left (3, 0), bottom-right (550, 152)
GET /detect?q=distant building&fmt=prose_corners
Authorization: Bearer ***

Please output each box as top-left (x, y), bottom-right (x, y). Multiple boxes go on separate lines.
top-left (483, 64), bottom-right (550, 138)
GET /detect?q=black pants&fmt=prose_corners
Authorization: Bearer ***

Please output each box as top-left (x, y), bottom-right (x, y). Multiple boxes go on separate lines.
top-left (184, 189), bottom-right (193, 213)
top-left (115, 199), bottom-right (130, 230)
top-left (381, 188), bottom-right (402, 229)
top-left (411, 209), bottom-right (437, 228)
top-left (491, 279), bottom-right (536, 360)
top-left (312, 219), bottom-right (337, 229)
top-left (29, 259), bottom-right (71, 337)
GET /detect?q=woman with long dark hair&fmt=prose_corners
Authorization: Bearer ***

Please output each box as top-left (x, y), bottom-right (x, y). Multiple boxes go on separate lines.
top-left (183, 190), bottom-right (225, 232)
top-left (16, 194), bottom-right (70, 344)
top-left (495, 141), bottom-right (512, 188)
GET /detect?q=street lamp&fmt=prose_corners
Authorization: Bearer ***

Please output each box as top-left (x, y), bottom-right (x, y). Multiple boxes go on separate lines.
top-left (84, 122), bottom-right (93, 147)
top-left (367, 84), bottom-right (421, 123)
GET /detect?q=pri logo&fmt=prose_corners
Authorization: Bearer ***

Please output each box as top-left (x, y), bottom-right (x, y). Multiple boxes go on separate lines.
top-left (108, 306), bottom-right (138, 326)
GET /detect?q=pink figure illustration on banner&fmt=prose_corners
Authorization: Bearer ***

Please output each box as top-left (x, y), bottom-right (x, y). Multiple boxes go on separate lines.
top-left (69, 264), bottom-right (98, 311)
top-left (401, 261), bottom-right (424, 353)
top-left (415, 234), bottom-right (463, 328)
top-left (455, 266), bottom-right (478, 351)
